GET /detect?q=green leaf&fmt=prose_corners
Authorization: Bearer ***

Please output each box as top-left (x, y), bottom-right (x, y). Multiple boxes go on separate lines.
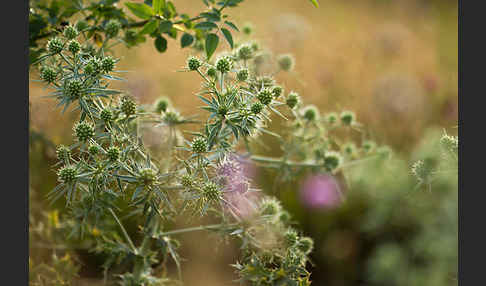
top-left (125, 2), bottom-right (154, 20)
top-left (224, 20), bottom-right (239, 31)
top-left (139, 20), bottom-right (158, 35)
top-left (153, 0), bottom-right (161, 14)
top-left (205, 33), bottom-right (219, 60)
top-left (159, 20), bottom-right (173, 32)
top-left (221, 28), bottom-right (233, 49)
top-left (155, 35), bottom-right (167, 52)
top-left (180, 33), bottom-right (194, 48)
top-left (200, 12), bottom-right (221, 22)
top-left (309, 0), bottom-right (319, 8)
top-left (194, 21), bottom-right (218, 30)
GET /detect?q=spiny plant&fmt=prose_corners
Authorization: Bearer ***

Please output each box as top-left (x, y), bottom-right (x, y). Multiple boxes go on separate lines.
top-left (29, 1), bottom-right (400, 285)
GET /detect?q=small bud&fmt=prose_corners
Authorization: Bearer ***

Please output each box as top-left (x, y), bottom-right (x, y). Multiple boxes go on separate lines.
top-left (279, 210), bottom-right (292, 224)
top-left (251, 102), bottom-right (264, 114)
top-left (216, 56), bottom-right (233, 73)
top-left (40, 67), bottom-right (56, 83)
top-left (187, 56), bottom-right (202, 71)
top-left (74, 121), bottom-right (95, 142)
top-left (277, 54), bottom-right (295, 71)
top-left (242, 23), bottom-right (254, 35)
top-left (302, 105), bottom-right (319, 121)
top-left (163, 110), bottom-right (181, 125)
top-left (47, 37), bottom-right (64, 54)
top-left (298, 237), bottom-right (314, 254)
top-left (180, 174), bottom-right (193, 188)
top-left (362, 140), bottom-right (376, 154)
top-left (63, 25), bottom-right (78, 40)
top-left (207, 67), bottom-right (217, 78)
top-left (67, 40), bottom-right (81, 54)
top-left (65, 79), bottom-right (83, 99)
top-left (237, 44), bottom-right (254, 60)
top-left (154, 97), bottom-right (170, 113)
top-left (259, 197), bottom-right (282, 216)
top-left (120, 96), bottom-right (137, 116)
top-left (101, 56), bottom-right (116, 73)
top-left (88, 144), bottom-right (100, 155)
top-left (257, 88), bottom-right (273, 105)
top-left (192, 137), bottom-right (207, 154)
top-left (203, 182), bottom-right (221, 201)
top-left (286, 91), bottom-right (300, 109)
top-left (236, 68), bottom-right (249, 81)
top-left (326, 112), bottom-right (338, 125)
top-left (340, 111), bottom-right (356, 126)
top-left (284, 229), bottom-right (299, 247)
top-left (85, 57), bottom-right (102, 76)
top-left (105, 19), bottom-right (121, 38)
top-left (100, 108), bottom-right (113, 122)
top-left (324, 151), bottom-right (342, 171)
top-left (58, 166), bottom-right (77, 184)
top-left (411, 160), bottom-right (433, 183)
top-left (138, 168), bottom-right (157, 186)
top-left (440, 134), bottom-right (458, 152)
top-left (56, 145), bottom-right (71, 161)
top-left (272, 85), bottom-right (284, 98)
top-left (250, 41), bottom-right (259, 52)
top-left (342, 142), bottom-right (356, 157)
top-left (106, 146), bottom-right (120, 162)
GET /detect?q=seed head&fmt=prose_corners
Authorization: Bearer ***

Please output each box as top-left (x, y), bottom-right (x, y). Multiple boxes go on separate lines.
top-left (180, 174), bottom-right (193, 188)
top-left (277, 54), bottom-right (295, 71)
top-left (63, 25), bottom-right (78, 40)
top-left (106, 146), bottom-right (120, 162)
top-left (47, 37), bottom-right (63, 54)
top-left (100, 108), bottom-right (113, 122)
top-left (286, 91), bottom-right (300, 109)
top-left (101, 56), bottom-right (116, 73)
top-left (207, 67), bottom-right (217, 78)
top-left (56, 145), bottom-right (71, 161)
top-left (203, 182), bottom-right (221, 201)
top-left (187, 56), bottom-right (201, 71)
top-left (65, 79), bottom-right (83, 99)
top-left (120, 96), bottom-right (137, 116)
top-left (58, 166), bottom-right (77, 184)
top-left (74, 121), bottom-right (95, 142)
top-left (272, 85), bottom-right (283, 98)
top-left (40, 67), bottom-right (56, 83)
top-left (138, 168), bottom-right (157, 186)
top-left (340, 111), bottom-right (356, 126)
top-left (237, 44), bottom-right (254, 60)
top-left (302, 105), bottom-right (319, 121)
top-left (259, 197), bottom-right (282, 216)
top-left (324, 151), bottom-right (342, 171)
top-left (251, 102), bottom-right (264, 114)
top-left (88, 144), bottom-right (100, 155)
top-left (257, 88), bottom-right (273, 105)
top-left (216, 56), bottom-right (233, 73)
top-left (67, 40), bottom-right (81, 54)
top-left (105, 19), bottom-right (121, 38)
top-left (192, 137), bottom-right (207, 154)
top-left (297, 237), bottom-right (314, 254)
top-left (236, 68), bottom-right (249, 81)
top-left (284, 229), bottom-right (299, 247)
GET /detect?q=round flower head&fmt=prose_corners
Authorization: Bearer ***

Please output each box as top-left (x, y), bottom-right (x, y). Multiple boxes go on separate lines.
top-left (251, 102), bottom-right (264, 114)
top-left (300, 174), bottom-right (342, 209)
top-left (40, 66), bottom-right (56, 83)
top-left (56, 145), bottom-right (71, 161)
top-left (237, 44), bottom-right (254, 60)
top-left (101, 56), bottom-right (116, 73)
top-left (207, 67), bottom-right (217, 78)
top-left (279, 210), bottom-right (292, 224)
top-left (63, 25), bottom-right (78, 40)
top-left (154, 97), bottom-right (170, 113)
top-left (242, 23), bottom-right (254, 35)
top-left (67, 40), bottom-right (80, 54)
top-left (236, 68), bottom-right (249, 81)
top-left (120, 96), bottom-right (137, 116)
top-left (342, 142), bottom-right (357, 157)
top-left (362, 140), bottom-right (376, 154)
top-left (302, 105), bottom-right (319, 121)
top-left (74, 121), bottom-right (95, 142)
top-left (326, 112), bottom-right (338, 125)
top-left (257, 88), bottom-right (273, 105)
top-left (105, 19), bottom-right (121, 38)
top-left (272, 85), bottom-right (284, 98)
top-left (284, 229), bottom-right (299, 247)
top-left (180, 174), bottom-right (193, 188)
top-left (186, 56), bottom-right (201, 71)
top-left (277, 54), bottom-right (295, 71)
top-left (65, 79), bottom-right (83, 99)
top-left (203, 182), bottom-right (221, 201)
top-left (259, 197), bottom-right (282, 217)
top-left (106, 146), bottom-right (120, 162)
top-left (216, 56), bottom-right (233, 73)
top-left (340, 110), bottom-right (356, 126)
top-left (138, 168), bottom-right (157, 186)
top-left (85, 57), bottom-right (102, 76)
top-left (192, 137), bottom-right (207, 153)
top-left (47, 37), bottom-right (64, 54)
top-left (440, 134), bottom-right (458, 152)
top-left (58, 166), bottom-right (77, 184)
top-left (88, 144), bottom-right (100, 155)
top-left (298, 237), bottom-right (314, 254)
top-left (286, 91), bottom-right (300, 109)
top-left (100, 108), bottom-right (112, 122)
top-left (324, 151), bottom-right (342, 172)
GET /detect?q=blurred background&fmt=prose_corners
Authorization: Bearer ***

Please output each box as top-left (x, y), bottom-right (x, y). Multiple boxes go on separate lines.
top-left (29, 0), bottom-right (458, 285)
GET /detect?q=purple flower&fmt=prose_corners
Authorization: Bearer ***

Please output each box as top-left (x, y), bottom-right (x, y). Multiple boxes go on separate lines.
top-left (299, 174), bottom-right (342, 209)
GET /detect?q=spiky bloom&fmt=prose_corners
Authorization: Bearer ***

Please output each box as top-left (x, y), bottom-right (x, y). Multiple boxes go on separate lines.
top-left (47, 37), bottom-right (63, 54)
top-left (298, 237), bottom-right (314, 254)
top-left (56, 145), bottom-right (71, 161)
top-left (259, 197), bottom-right (282, 217)
top-left (74, 121), bottom-right (95, 142)
top-left (286, 91), bottom-right (300, 109)
top-left (203, 182), bottom-right (221, 201)
top-left (100, 108), bottom-right (112, 122)
top-left (163, 110), bottom-right (181, 125)
top-left (251, 102), bottom-right (264, 114)
top-left (88, 144), bottom-right (100, 155)
top-left (192, 137), bottom-right (207, 153)
top-left (326, 112), bottom-right (338, 125)
top-left (237, 44), bottom-right (254, 60)
top-left (242, 23), bottom-right (254, 35)
top-left (105, 19), bottom-right (121, 38)
top-left (324, 151), bottom-right (342, 171)
top-left (216, 56), bottom-right (233, 73)
top-left (65, 79), bottom-right (83, 99)
top-left (58, 166), bottom-right (77, 184)
top-left (257, 88), bottom-right (273, 105)
top-left (284, 229), bottom-right (299, 247)
top-left (68, 40), bottom-right (80, 54)
top-left (138, 168), bottom-right (157, 186)
top-left (154, 97), bottom-right (170, 113)
top-left (120, 96), bottom-right (137, 116)
top-left (187, 56), bottom-right (201, 71)
top-left (299, 174), bottom-right (342, 209)
top-left (40, 67), bottom-right (56, 83)
top-left (106, 146), bottom-right (120, 162)
top-left (272, 85), bottom-right (283, 98)
top-left (237, 68), bottom-right (249, 81)
top-left (302, 105), bottom-right (319, 121)
top-left (440, 134), bottom-right (458, 152)
top-left (340, 110), bottom-right (356, 126)
top-left (362, 140), bottom-right (376, 154)
top-left (180, 174), bottom-right (193, 188)
top-left (101, 56), bottom-right (116, 73)
top-left (63, 25), bottom-right (78, 40)
top-left (277, 54), bottom-right (295, 71)
top-left (342, 142), bottom-right (356, 157)
top-left (85, 57), bottom-right (102, 76)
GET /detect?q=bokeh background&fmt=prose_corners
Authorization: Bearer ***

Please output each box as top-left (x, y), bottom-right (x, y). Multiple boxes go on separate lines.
top-left (29, 0), bottom-right (458, 285)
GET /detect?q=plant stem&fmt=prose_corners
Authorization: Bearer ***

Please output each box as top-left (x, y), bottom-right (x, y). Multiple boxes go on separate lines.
top-left (108, 207), bottom-right (138, 254)
top-left (160, 223), bottom-right (238, 236)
